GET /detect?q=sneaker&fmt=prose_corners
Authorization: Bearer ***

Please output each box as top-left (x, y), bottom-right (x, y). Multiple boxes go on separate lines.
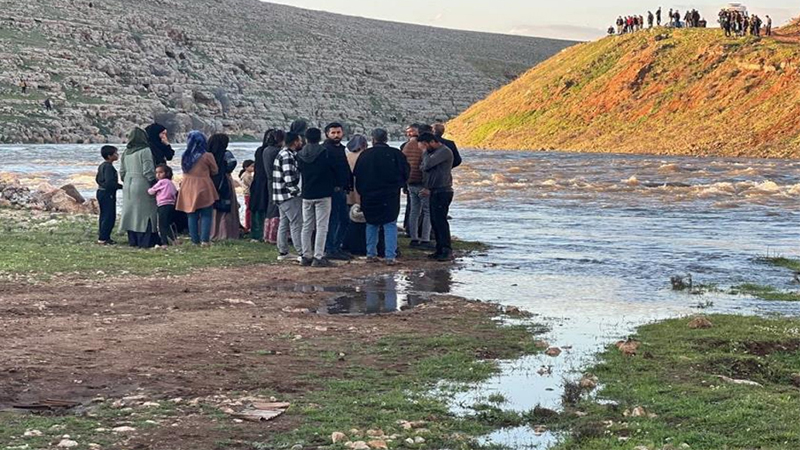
top-left (277, 253), bottom-right (297, 261)
top-left (301, 257), bottom-right (313, 267)
top-left (97, 240), bottom-right (109, 246)
top-left (385, 259), bottom-right (399, 266)
top-left (366, 256), bottom-right (380, 264)
top-left (312, 258), bottom-right (335, 268)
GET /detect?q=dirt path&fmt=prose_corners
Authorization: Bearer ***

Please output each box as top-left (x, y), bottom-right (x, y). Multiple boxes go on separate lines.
top-left (0, 260), bottom-right (505, 448)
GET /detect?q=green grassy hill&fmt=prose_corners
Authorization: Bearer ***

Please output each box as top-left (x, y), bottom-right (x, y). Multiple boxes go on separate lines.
top-left (449, 27), bottom-right (800, 158)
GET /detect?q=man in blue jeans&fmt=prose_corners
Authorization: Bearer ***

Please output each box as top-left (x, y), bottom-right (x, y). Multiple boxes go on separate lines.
top-left (323, 122), bottom-right (353, 260)
top-left (353, 129), bottom-right (410, 266)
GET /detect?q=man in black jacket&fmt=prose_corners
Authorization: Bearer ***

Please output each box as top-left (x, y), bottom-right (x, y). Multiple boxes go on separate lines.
top-left (323, 122), bottom-right (354, 260)
top-left (432, 122), bottom-right (462, 168)
top-left (353, 129), bottom-right (410, 266)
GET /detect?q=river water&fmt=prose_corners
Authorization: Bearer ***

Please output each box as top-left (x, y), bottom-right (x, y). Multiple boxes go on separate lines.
top-left (2, 144), bottom-right (800, 448)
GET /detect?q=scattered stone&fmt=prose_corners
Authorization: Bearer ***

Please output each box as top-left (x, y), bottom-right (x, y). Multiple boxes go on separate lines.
top-left (616, 339), bottom-right (641, 356)
top-left (367, 440), bottom-right (388, 449)
top-left (533, 340), bottom-right (550, 349)
top-left (225, 298), bottom-right (256, 306)
top-left (112, 426), bottom-right (136, 433)
top-left (405, 438), bottom-right (415, 445)
top-left (630, 406), bottom-right (647, 417)
top-left (331, 432), bottom-right (348, 444)
top-left (580, 374), bottom-right (599, 390)
top-left (23, 429), bottom-right (43, 437)
top-left (715, 375), bottom-right (763, 387)
top-left (413, 436), bottom-right (425, 444)
top-left (57, 439), bottom-right (79, 448)
top-left (346, 441), bottom-right (370, 450)
top-left (141, 401), bottom-right (161, 408)
top-left (545, 347), bottom-right (562, 357)
top-left (366, 429), bottom-right (384, 437)
top-left (688, 317), bottom-right (713, 329)
top-left (533, 425), bottom-right (548, 435)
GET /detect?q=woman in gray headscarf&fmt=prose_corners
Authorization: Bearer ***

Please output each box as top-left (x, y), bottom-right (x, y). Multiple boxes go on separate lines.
top-left (119, 127), bottom-right (159, 248)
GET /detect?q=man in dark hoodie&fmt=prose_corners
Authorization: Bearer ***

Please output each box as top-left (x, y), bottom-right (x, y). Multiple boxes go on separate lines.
top-left (145, 123), bottom-right (175, 166)
top-left (322, 122), bottom-right (353, 261)
top-left (432, 122), bottom-right (462, 168)
top-left (297, 128), bottom-right (337, 268)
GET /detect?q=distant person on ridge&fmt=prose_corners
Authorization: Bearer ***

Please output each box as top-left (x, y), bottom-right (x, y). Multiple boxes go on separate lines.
top-left (44, 98), bottom-right (53, 111)
top-left (656, 7), bottom-right (662, 26)
top-left (323, 122), bottom-right (354, 261)
top-left (648, 11), bottom-right (654, 28)
top-left (766, 15), bottom-right (772, 36)
top-left (145, 123), bottom-right (175, 166)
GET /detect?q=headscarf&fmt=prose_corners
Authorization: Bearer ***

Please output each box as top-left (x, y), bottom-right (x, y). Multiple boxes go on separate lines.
top-left (289, 119), bottom-right (308, 136)
top-left (347, 134), bottom-right (368, 152)
top-left (208, 133), bottom-right (231, 179)
top-left (145, 123), bottom-right (174, 164)
top-left (126, 128), bottom-right (150, 152)
top-left (182, 131), bottom-right (207, 173)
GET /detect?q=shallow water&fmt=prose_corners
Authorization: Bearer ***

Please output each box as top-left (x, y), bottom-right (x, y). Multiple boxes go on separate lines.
top-left (3, 144), bottom-right (800, 448)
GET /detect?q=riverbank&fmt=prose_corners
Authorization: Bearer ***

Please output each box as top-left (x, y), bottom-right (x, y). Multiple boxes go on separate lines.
top-left (0, 209), bottom-right (538, 450)
top-left (550, 314), bottom-right (800, 450)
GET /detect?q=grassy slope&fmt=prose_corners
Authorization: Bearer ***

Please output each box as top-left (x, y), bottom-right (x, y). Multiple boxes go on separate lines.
top-left (554, 315), bottom-right (800, 450)
top-left (449, 28), bottom-right (800, 158)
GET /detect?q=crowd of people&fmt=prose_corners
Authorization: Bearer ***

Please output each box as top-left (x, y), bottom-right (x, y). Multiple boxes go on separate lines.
top-left (94, 120), bottom-right (461, 267)
top-left (610, 7), bottom-right (709, 35)
top-left (719, 10), bottom-right (771, 37)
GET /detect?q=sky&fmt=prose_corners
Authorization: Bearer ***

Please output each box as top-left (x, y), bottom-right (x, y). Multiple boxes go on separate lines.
top-left (265, 0), bottom-right (798, 41)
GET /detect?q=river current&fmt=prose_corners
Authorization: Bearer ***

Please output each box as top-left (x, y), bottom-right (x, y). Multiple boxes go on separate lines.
top-left (2, 144), bottom-right (800, 448)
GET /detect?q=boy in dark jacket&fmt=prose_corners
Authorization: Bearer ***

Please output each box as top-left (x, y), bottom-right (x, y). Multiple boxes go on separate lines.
top-left (96, 145), bottom-right (123, 245)
top-left (296, 128), bottom-right (337, 267)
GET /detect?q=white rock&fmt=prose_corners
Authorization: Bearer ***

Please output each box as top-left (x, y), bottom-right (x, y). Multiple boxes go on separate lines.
top-left (23, 429), bottom-right (43, 437)
top-left (57, 439), bottom-right (79, 448)
top-left (112, 426), bottom-right (136, 433)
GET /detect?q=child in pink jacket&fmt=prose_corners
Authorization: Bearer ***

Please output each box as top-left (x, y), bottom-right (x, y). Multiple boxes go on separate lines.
top-left (148, 164), bottom-right (179, 246)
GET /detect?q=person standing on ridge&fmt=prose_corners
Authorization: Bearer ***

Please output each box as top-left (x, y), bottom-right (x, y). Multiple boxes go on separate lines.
top-left (322, 122), bottom-right (353, 261)
top-left (766, 15), bottom-right (772, 36)
top-left (656, 7), bottom-right (662, 26)
top-left (648, 11), bottom-right (654, 28)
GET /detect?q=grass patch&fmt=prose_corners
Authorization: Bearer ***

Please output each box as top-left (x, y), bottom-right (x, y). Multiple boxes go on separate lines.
top-left (731, 284), bottom-right (800, 302)
top-left (262, 320), bottom-right (544, 449)
top-left (0, 209), bottom-right (486, 279)
top-left (552, 315), bottom-right (800, 450)
top-left (759, 256), bottom-right (800, 272)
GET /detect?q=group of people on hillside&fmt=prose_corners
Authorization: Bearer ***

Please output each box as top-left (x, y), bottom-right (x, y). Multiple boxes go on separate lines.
top-left (610, 7), bottom-right (707, 35)
top-left (95, 119), bottom-right (460, 267)
top-left (719, 10), bottom-right (771, 37)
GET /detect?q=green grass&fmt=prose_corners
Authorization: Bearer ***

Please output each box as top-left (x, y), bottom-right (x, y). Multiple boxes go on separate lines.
top-left (0, 210), bottom-right (486, 279)
top-left (552, 315), bottom-right (800, 450)
top-left (760, 256), bottom-right (800, 272)
top-left (262, 321), bottom-right (544, 449)
top-left (0, 212), bottom-right (279, 278)
top-left (731, 284), bottom-right (800, 302)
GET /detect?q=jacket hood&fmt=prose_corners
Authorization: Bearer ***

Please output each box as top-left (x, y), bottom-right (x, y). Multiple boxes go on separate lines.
top-left (297, 143), bottom-right (326, 163)
top-left (126, 128), bottom-right (150, 153)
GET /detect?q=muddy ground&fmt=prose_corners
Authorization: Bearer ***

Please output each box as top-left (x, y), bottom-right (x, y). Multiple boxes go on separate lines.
top-left (0, 260), bottom-right (507, 449)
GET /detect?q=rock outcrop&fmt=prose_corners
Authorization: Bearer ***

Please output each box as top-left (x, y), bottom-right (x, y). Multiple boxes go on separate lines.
top-left (0, 176), bottom-right (98, 214)
top-left (449, 27), bottom-right (800, 158)
top-left (0, 0), bottom-right (574, 143)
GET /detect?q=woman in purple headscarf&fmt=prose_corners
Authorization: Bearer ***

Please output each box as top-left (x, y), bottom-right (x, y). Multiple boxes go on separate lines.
top-left (176, 131), bottom-right (219, 245)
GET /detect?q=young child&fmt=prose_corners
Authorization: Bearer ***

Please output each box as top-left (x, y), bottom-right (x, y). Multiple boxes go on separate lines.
top-left (239, 159), bottom-right (255, 233)
top-left (147, 164), bottom-right (178, 247)
top-left (95, 145), bottom-right (122, 245)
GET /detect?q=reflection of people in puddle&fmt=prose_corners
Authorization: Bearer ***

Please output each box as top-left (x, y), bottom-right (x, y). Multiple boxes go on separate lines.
top-left (408, 269), bottom-right (454, 294)
top-left (364, 276), bottom-right (398, 314)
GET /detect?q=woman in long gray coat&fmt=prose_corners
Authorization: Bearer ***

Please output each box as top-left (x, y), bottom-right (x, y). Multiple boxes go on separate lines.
top-left (119, 128), bottom-right (159, 248)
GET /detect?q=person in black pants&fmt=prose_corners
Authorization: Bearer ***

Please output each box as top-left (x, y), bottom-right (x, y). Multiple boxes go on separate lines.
top-left (418, 132), bottom-right (454, 261)
top-left (95, 145), bottom-right (122, 245)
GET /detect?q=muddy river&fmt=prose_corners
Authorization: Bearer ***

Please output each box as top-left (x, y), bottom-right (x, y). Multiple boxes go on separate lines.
top-left (3, 144), bottom-right (800, 448)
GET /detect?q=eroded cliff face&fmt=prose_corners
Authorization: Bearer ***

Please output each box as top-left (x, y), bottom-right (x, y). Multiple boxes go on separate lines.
top-left (449, 27), bottom-right (800, 158)
top-left (0, 0), bottom-right (573, 144)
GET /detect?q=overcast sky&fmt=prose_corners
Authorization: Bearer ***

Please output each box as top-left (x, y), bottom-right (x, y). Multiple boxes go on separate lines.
top-left (265, 0), bottom-right (798, 41)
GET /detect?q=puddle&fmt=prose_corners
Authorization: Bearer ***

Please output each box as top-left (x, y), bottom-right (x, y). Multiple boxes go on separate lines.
top-left (479, 426), bottom-right (560, 449)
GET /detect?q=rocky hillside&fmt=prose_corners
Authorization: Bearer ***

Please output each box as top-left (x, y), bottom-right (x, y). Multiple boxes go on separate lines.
top-left (448, 27), bottom-right (800, 158)
top-left (0, 0), bottom-right (573, 144)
